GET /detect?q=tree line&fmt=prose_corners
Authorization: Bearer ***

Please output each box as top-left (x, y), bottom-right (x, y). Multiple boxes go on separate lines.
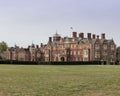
top-left (0, 41), bottom-right (8, 53)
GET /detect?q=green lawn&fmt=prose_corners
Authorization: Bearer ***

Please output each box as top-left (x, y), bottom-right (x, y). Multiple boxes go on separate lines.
top-left (0, 65), bottom-right (120, 96)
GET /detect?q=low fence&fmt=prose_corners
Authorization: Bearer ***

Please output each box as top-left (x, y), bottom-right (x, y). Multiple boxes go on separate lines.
top-left (0, 60), bottom-right (108, 65)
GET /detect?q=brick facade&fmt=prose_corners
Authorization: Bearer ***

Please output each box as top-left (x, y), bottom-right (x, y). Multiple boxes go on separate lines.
top-left (116, 47), bottom-right (120, 64)
top-left (45, 32), bottom-right (116, 63)
top-left (3, 32), bottom-right (116, 64)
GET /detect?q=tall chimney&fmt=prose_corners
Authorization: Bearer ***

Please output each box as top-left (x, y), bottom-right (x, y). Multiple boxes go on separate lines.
top-left (92, 34), bottom-right (96, 39)
top-left (87, 33), bottom-right (91, 39)
top-left (79, 33), bottom-right (84, 39)
top-left (49, 37), bottom-right (52, 42)
top-left (101, 33), bottom-right (105, 39)
top-left (97, 35), bottom-right (99, 39)
top-left (41, 43), bottom-right (43, 47)
top-left (72, 32), bottom-right (77, 38)
top-left (36, 45), bottom-right (39, 49)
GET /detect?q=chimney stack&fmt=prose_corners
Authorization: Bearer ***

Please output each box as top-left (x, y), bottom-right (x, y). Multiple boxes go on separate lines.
top-left (97, 35), bottom-right (99, 39)
top-left (36, 45), bottom-right (39, 49)
top-left (28, 46), bottom-right (30, 49)
top-left (87, 33), bottom-right (91, 39)
top-left (49, 37), bottom-right (52, 42)
top-left (101, 33), bottom-right (105, 39)
top-left (79, 33), bottom-right (84, 39)
top-left (92, 34), bottom-right (96, 39)
top-left (41, 43), bottom-right (43, 47)
top-left (72, 32), bottom-right (77, 38)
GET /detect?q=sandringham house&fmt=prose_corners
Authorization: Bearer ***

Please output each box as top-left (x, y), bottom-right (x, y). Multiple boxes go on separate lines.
top-left (3, 32), bottom-right (116, 64)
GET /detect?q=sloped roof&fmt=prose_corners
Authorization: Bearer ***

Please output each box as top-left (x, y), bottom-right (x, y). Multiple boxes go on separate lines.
top-left (46, 34), bottom-right (116, 47)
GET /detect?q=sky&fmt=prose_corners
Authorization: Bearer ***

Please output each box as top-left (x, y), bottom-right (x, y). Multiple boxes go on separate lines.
top-left (0, 0), bottom-right (120, 47)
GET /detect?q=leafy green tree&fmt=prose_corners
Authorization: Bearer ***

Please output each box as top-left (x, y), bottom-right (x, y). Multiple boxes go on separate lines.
top-left (0, 41), bottom-right (8, 53)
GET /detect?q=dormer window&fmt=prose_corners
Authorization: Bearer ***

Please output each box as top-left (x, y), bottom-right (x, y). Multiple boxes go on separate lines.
top-left (111, 45), bottom-right (114, 50)
top-left (103, 44), bottom-right (107, 49)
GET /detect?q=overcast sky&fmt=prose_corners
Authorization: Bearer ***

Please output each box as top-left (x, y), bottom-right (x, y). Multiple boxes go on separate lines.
top-left (0, 0), bottom-right (120, 47)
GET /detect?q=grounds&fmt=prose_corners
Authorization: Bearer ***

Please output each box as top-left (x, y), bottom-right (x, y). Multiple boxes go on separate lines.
top-left (0, 65), bottom-right (120, 96)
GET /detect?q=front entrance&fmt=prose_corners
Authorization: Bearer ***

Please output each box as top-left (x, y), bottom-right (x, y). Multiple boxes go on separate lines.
top-left (61, 57), bottom-right (65, 62)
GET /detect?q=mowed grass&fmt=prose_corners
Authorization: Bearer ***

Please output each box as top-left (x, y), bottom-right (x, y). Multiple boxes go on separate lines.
top-left (0, 65), bottom-right (120, 96)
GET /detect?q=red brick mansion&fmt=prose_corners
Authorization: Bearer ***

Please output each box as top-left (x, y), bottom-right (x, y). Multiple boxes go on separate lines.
top-left (3, 32), bottom-right (116, 63)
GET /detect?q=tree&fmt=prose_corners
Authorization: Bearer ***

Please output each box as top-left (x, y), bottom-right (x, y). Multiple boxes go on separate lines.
top-left (0, 41), bottom-right (8, 53)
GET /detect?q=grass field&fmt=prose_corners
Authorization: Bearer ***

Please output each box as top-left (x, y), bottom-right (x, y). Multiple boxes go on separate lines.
top-left (0, 65), bottom-right (120, 96)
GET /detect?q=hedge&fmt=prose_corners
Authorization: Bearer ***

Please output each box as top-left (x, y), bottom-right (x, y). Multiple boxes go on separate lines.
top-left (0, 60), bottom-right (107, 65)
